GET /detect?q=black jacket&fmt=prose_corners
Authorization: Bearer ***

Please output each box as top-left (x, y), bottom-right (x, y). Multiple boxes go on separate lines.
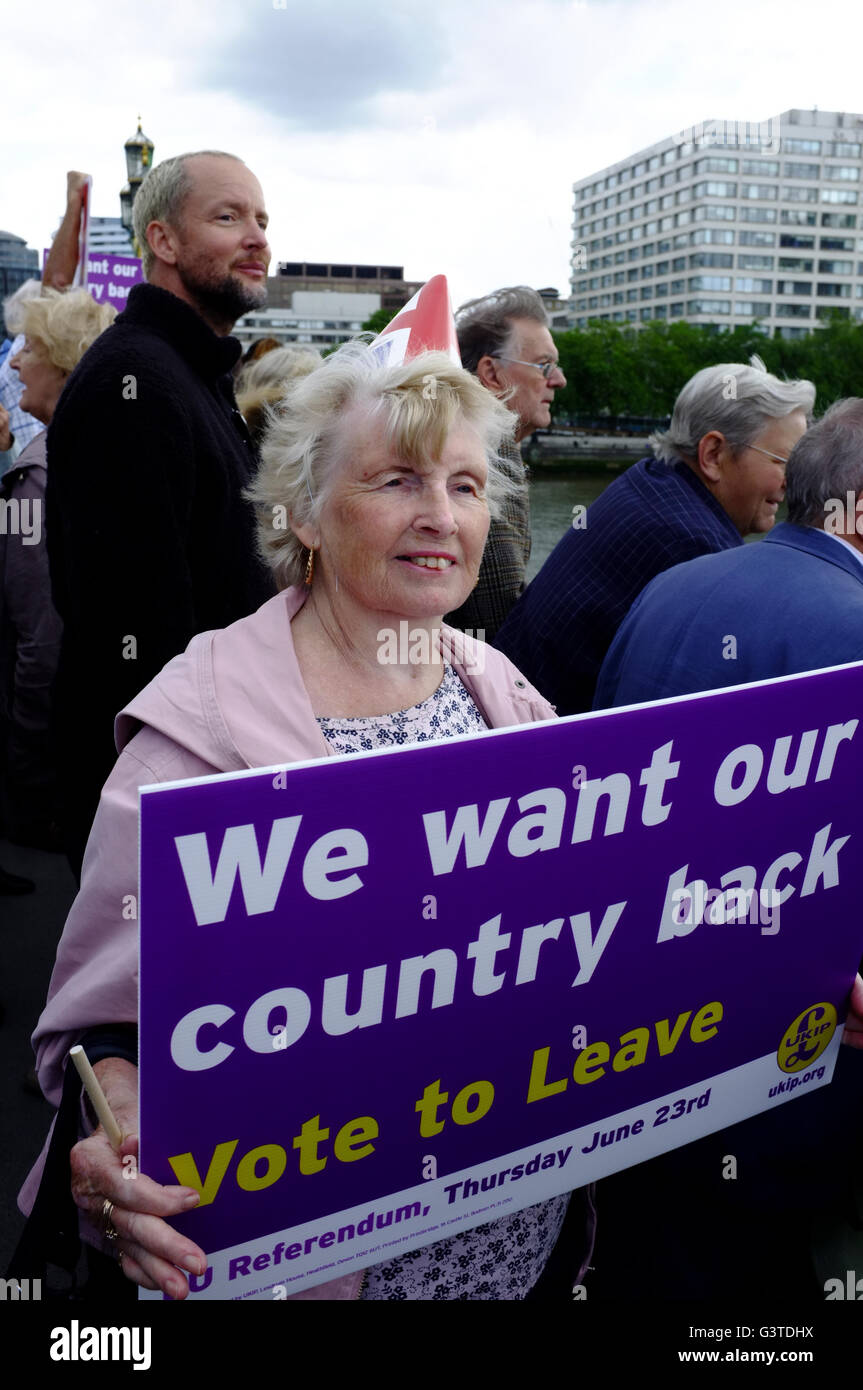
top-left (46, 283), bottom-right (274, 864)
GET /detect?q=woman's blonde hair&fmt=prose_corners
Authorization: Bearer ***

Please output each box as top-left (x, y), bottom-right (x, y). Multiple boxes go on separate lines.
top-left (247, 341), bottom-right (517, 589)
top-left (21, 288), bottom-right (116, 374)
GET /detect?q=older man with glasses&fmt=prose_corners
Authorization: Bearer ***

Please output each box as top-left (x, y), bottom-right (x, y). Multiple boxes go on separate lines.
top-left (445, 286), bottom-right (567, 641)
top-left (494, 355), bottom-right (814, 715)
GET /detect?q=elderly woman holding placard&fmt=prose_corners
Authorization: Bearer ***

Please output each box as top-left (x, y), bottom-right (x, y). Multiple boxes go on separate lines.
top-left (18, 334), bottom-right (596, 1301)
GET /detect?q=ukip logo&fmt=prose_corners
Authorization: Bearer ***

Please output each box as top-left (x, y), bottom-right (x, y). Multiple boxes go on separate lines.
top-left (777, 1002), bottom-right (837, 1074)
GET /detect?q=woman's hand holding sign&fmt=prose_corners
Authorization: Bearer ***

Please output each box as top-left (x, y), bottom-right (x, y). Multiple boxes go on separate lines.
top-left (842, 974), bottom-right (863, 1050)
top-left (69, 1056), bottom-right (206, 1299)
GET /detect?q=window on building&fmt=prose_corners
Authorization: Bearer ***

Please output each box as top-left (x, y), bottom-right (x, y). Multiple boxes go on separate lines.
top-left (784, 139), bottom-right (821, 154)
top-left (775, 302), bottom-right (812, 318)
top-left (738, 254), bottom-right (775, 269)
top-left (780, 233), bottom-right (815, 248)
top-left (692, 227), bottom-right (736, 244)
top-left (689, 275), bottom-right (732, 291)
top-left (778, 255), bottom-right (814, 271)
top-left (816, 281), bottom-right (852, 297)
top-left (831, 142), bottom-right (861, 158)
top-left (662, 148), bottom-right (677, 165)
top-left (741, 183), bottom-right (777, 199)
top-left (820, 236), bottom-right (854, 251)
top-left (734, 301), bottom-right (772, 316)
top-left (739, 230), bottom-right (776, 246)
top-left (675, 211), bottom-right (692, 225)
top-left (735, 277), bottom-right (773, 293)
top-left (694, 205), bottom-right (736, 220)
top-left (693, 180), bottom-right (738, 197)
top-left (670, 301), bottom-right (685, 317)
top-left (782, 186), bottom-right (819, 202)
top-left (694, 157), bottom-right (739, 174)
top-left (742, 159), bottom-right (779, 176)
top-left (687, 298), bottom-right (731, 314)
top-left (776, 280), bottom-right (812, 295)
top-left (827, 165), bottom-right (861, 180)
top-left (739, 207), bottom-right (776, 222)
top-left (640, 286), bottom-right (653, 300)
top-left (822, 189), bottom-right (858, 203)
top-left (671, 279), bottom-right (686, 293)
top-left (821, 212), bottom-right (857, 228)
top-left (781, 210), bottom-right (817, 227)
top-left (690, 252), bottom-right (734, 268)
top-left (817, 258), bottom-right (852, 274)
top-left (783, 162), bottom-right (820, 180)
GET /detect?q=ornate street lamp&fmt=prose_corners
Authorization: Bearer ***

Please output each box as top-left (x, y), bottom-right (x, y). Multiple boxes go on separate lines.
top-left (120, 118), bottom-right (155, 250)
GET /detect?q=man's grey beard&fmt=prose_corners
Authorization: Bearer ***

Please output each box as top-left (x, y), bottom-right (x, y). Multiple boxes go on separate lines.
top-left (187, 273), bottom-right (267, 329)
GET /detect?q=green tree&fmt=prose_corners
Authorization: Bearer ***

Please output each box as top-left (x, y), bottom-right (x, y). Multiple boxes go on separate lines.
top-left (361, 307), bottom-right (396, 334)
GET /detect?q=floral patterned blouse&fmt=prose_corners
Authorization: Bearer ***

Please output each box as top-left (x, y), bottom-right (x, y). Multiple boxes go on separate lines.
top-left (317, 663), bottom-right (571, 1300)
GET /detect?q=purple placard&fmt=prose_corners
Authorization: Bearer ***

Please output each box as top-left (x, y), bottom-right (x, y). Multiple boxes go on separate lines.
top-left (45, 248), bottom-right (143, 309)
top-left (84, 252), bottom-right (142, 308)
top-left (139, 663), bottom-right (863, 1299)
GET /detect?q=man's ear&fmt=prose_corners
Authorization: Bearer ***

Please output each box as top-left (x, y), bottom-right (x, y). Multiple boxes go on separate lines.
top-left (476, 354), bottom-right (507, 392)
top-left (696, 430), bottom-right (727, 485)
top-left (145, 220), bottom-right (179, 268)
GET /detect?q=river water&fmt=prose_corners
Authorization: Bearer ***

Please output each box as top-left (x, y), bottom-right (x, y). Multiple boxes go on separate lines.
top-left (527, 465), bottom-right (629, 581)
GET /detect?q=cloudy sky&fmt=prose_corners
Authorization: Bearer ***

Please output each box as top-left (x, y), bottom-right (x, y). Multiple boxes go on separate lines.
top-left (4, 0), bottom-right (862, 306)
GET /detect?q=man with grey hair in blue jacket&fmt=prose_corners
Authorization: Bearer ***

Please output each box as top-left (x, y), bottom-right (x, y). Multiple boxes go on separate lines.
top-left (595, 396), bottom-right (863, 706)
top-left (494, 357), bottom-right (814, 714)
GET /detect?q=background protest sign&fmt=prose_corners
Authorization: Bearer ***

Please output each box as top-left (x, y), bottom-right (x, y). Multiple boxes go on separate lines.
top-left (83, 252), bottom-right (142, 307)
top-left (138, 662), bottom-right (863, 1299)
top-left (41, 250), bottom-right (142, 308)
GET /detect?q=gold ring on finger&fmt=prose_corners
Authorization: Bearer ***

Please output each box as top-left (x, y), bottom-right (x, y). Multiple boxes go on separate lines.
top-left (102, 1197), bottom-right (119, 1240)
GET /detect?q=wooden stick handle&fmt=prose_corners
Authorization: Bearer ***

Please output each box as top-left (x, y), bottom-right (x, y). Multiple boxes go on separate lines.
top-left (69, 1045), bottom-right (124, 1148)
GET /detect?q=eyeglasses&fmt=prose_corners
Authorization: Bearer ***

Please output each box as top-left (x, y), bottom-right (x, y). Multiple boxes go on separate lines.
top-left (491, 355), bottom-right (561, 379)
top-left (748, 444), bottom-right (790, 465)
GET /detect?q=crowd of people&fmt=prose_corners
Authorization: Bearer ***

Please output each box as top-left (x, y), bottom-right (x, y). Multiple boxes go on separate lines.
top-left (3, 148), bottom-right (863, 1302)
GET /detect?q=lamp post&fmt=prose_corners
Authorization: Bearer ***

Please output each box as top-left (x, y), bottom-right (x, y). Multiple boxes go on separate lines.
top-left (120, 117), bottom-right (154, 255)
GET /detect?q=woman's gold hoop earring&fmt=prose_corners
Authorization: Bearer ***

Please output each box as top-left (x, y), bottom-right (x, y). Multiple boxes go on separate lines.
top-left (304, 547), bottom-right (315, 587)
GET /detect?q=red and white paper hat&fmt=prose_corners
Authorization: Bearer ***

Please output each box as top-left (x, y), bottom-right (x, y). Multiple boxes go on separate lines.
top-left (369, 274), bottom-right (461, 366)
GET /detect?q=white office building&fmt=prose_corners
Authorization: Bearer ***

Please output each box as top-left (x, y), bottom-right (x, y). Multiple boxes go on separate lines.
top-left (233, 290), bottom-right (381, 350)
top-left (86, 217), bottom-right (134, 256)
top-left (570, 108), bottom-right (863, 338)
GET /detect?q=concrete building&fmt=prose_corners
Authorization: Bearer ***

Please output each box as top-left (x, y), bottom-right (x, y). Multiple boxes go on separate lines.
top-left (234, 261), bottom-right (424, 350)
top-left (570, 108), bottom-right (863, 338)
top-left (0, 231), bottom-right (40, 334)
top-left (87, 217), bottom-right (134, 256)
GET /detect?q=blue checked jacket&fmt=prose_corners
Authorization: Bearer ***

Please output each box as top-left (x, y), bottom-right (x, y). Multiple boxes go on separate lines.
top-left (493, 456), bottom-right (742, 715)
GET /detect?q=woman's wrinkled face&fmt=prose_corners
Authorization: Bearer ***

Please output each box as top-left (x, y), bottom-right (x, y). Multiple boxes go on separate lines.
top-left (10, 337), bottom-right (67, 425)
top-left (311, 409), bottom-right (491, 624)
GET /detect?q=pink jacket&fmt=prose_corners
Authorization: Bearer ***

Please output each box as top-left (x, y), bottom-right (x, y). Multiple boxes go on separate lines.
top-left (21, 586), bottom-right (556, 1297)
